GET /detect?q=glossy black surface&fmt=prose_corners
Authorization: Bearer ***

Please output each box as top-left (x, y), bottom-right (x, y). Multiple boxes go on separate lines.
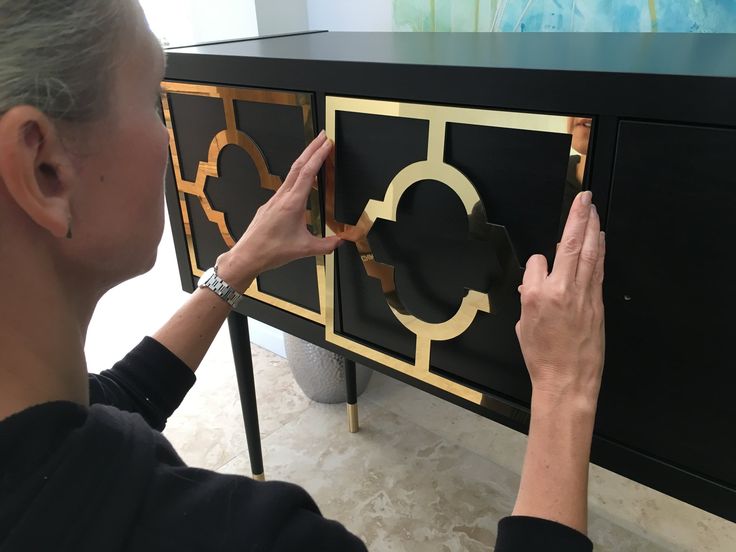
top-left (164, 32), bottom-right (736, 521)
top-left (169, 32), bottom-right (736, 79)
top-left (168, 94), bottom-right (225, 181)
top-left (602, 121), bottom-right (736, 489)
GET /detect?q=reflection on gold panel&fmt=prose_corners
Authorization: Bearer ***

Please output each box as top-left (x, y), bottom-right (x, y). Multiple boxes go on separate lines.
top-left (325, 96), bottom-right (588, 404)
top-left (162, 81), bottom-right (325, 325)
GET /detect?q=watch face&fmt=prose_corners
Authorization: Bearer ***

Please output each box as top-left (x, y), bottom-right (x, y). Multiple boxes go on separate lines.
top-left (198, 267), bottom-right (215, 287)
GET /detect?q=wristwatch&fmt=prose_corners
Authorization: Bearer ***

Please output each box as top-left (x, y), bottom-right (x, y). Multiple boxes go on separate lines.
top-left (197, 265), bottom-right (244, 309)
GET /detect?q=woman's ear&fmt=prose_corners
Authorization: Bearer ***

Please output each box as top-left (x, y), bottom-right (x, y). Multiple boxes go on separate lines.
top-left (0, 106), bottom-right (76, 239)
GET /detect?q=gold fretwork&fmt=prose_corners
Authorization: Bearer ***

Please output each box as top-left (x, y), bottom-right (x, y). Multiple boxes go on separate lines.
top-left (162, 82), bottom-right (325, 325)
top-left (356, 160), bottom-right (493, 342)
top-left (325, 96), bottom-right (580, 405)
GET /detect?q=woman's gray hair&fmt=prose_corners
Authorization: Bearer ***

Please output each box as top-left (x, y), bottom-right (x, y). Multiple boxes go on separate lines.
top-left (0, 0), bottom-right (131, 123)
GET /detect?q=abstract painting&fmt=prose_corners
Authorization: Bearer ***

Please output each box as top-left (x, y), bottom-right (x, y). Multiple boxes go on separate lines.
top-left (393, 0), bottom-right (736, 32)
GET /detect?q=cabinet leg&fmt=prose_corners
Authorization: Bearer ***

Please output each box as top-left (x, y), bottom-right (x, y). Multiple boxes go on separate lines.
top-left (346, 358), bottom-right (359, 433)
top-left (227, 312), bottom-right (265, 481)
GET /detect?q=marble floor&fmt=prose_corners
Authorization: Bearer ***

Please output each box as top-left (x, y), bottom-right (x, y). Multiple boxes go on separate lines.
top-left (160, 328), bottom-right (735, 552)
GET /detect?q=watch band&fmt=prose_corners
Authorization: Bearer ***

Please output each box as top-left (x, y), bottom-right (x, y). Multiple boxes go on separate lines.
top-left (198, 265), bottom-right (244, 309)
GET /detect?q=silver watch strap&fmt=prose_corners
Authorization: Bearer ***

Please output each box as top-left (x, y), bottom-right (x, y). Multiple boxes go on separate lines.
top-left (201, 268), bottom-right (244, 309)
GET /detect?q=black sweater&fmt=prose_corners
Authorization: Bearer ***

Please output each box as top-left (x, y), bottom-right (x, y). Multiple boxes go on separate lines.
top-left (0, 337), bottom-right (593, 551)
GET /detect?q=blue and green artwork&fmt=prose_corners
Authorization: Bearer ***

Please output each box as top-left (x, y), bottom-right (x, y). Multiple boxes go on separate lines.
top-left (393, 0), bottom-right (736, 32)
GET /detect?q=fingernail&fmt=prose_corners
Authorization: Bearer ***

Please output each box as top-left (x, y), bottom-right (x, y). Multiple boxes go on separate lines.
top-left (591, 204), bottom-right (597, 216)
top-left (318, 129), bottom-right (326, 139)
top-left (581, 191), bottom-right (592, 206)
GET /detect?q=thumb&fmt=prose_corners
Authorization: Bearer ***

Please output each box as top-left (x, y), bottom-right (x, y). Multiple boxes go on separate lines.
top-left (311, 235), bottom-right (343, 256)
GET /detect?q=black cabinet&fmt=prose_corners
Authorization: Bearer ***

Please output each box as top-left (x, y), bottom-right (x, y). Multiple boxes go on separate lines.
top-left (163, 32), bottom-right (736, 521)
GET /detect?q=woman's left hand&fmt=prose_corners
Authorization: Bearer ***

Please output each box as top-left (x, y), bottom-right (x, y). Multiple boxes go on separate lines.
top-left (216, 131), bottom-right (342, 290)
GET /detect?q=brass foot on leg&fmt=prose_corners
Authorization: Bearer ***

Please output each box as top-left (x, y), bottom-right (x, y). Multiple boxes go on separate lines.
top-left (252, 472), bottom-right (265, 481)
top-left (347, 403), bottom-right (359, 433)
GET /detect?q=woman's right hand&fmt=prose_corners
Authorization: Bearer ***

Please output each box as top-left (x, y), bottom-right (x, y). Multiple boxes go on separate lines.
top-left (515, 191), bottom-right (606, 407)
top-left (216, 131), bottom-right (342, 290)
top-left (510, 191), bottom-right (606, 536)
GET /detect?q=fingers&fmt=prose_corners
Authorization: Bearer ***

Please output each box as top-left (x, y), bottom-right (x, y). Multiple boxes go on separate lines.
top-left (594, 232), bottom-right (605, 284)
top-left (550, 191), bottom-right (593, 284)
top-left (289, 138), bottom-right (333, 204)
top-left (280, 130), bottom-right (328, 194)
top-left (574, 204), bottom-right (601, 287)
top-left (592, 231), bottom-right (606, 302)
top-left (522, 254), bottom-right (548, 288)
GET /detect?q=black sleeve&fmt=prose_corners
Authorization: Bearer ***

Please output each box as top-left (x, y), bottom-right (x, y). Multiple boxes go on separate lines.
top-left (494, 516), bottom-right (593, 551)
top-left (270, 504), bottom-right (368, 552)
top-left (88, 337), bottom-right (196, 431)
top-left (128, 446), bottom-right (369, 552)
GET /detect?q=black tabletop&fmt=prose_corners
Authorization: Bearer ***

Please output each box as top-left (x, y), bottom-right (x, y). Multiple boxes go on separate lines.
top-left (167, 32), bottom-right (736, 79)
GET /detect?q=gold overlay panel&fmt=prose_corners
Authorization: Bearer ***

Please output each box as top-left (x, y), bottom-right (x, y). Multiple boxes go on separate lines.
top-left (162, 81), bottom-right (325, 325)
top-left (325, 96), bottom-right (584, 404)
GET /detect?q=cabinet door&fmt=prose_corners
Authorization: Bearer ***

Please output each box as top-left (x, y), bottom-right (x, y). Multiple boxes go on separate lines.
top-left (601, 121), bottom-right (736, 488)
top-left (162, 83), bottom-right (324, 323)
top-left (326, 97), bottom-right (585, 405)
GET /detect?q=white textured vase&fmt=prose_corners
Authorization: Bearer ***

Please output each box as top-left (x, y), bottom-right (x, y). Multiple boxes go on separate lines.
top-left (283, 334), bottom-right (373, 404)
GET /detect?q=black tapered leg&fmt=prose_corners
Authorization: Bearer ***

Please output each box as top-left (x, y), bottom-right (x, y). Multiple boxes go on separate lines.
top-left (227, 312), bottom-right (265, 480)
top-left (345, 358), bottom-right (359, 433)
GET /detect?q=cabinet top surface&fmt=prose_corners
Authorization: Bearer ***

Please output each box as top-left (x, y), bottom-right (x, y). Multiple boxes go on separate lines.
top-left (167, 32), bottom-right (735, 79)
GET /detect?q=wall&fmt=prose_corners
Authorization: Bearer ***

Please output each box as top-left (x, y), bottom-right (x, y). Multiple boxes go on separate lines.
top-left (139, 0), bottom-right (736, 48)
top-left (254, 0), bottom-right (309, 36)
top-left (306, 0), bottom-right (393, 31)
top-left (139, 0), bottom-right (258, 47)
top-left (249, 0), bottom-right (393, 34)
top-left (252, 0), bottom-right (736, 33)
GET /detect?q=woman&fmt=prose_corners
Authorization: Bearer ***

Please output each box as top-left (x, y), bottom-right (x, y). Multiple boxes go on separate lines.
top-left (0, 1), bottom-right (605, 550)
